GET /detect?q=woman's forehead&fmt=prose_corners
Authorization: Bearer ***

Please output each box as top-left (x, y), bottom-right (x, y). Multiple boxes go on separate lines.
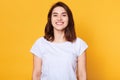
top-left (52, 6), bottom-right (67, 14)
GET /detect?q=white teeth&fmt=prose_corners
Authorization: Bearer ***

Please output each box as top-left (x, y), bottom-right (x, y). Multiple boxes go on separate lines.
top-left (56, 22), bottom-right (63, 25)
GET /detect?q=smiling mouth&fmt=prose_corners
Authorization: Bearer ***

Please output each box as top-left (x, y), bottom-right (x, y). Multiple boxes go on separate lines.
top-left (56, 22), bottom-right (64, 25)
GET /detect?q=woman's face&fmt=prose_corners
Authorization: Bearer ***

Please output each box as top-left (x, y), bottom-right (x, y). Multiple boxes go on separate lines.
top-left (51, 6), bottom-right (68, 31)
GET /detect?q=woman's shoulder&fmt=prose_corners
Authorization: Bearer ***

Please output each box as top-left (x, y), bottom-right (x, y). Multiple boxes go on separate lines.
top-left (74, 37), bottom-right (88, 46)
top-left (73, 37), bottom-right (88, 56)
top-left (33, 36), bottom-right (46, 44)
top-left (75, 37), bottom-right (86, 43)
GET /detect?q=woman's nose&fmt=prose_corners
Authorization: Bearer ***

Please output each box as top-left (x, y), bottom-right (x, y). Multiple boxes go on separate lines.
top-left (57, 15), bottom-right (62, 21)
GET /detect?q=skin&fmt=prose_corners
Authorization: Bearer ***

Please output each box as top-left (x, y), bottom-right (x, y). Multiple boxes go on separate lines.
top-left (32, 6), bottom-right (87, 80)
top-left (77, 52), bottom-right (87, 80)
top-left (51, 6), bottom-right (68, 32)
top-left (32, 55), bottom-right (42, 80)
top-left (51, 6), bottom-right (68, 43)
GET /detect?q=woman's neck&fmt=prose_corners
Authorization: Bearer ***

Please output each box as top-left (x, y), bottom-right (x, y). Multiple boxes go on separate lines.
top-left (53, 30), bottom-right (66, 43)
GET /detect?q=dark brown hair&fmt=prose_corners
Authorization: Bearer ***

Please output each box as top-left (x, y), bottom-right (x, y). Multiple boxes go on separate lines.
top-left (44, 1), bottom-right (76, 42)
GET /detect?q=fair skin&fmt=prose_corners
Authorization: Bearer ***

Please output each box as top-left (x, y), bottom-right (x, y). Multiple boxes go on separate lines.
top-left (77, 52), bottom-right (87, 80)
top-left (32, 55), bottom-right (42, 80)
top-left (32, 6), bottom-right (87, 80)
top-left (51, 6), bottom-right (68, 43)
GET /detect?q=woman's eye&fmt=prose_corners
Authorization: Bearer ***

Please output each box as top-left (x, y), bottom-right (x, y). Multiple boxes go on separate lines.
top-left (62, 14), bottom-right (67, 17)
top-left (53, 15), bottom-right (57, 17)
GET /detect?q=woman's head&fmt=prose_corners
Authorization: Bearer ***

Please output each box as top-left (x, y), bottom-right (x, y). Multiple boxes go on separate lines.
top-left (51, 6), bottom-right (69, 32)
top-left (44, 1), bottom-right (76, 42)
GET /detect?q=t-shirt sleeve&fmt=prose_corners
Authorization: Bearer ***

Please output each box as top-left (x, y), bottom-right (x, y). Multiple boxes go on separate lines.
top-left (30, 38), bottom-right (44, 58)
top-left (75, 38), bottom-right (88, 56)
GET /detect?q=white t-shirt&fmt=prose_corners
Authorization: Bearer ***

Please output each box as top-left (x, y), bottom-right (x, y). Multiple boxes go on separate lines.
top-left (30, 37), bottom-right (88, 80)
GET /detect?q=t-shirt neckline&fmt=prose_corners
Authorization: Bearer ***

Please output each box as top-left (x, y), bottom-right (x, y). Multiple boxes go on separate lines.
top-left (42, 37), bottom-right (70, 45)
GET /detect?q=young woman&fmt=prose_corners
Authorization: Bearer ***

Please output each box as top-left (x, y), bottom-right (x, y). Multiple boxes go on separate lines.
top-left (30, 1), bottom-right (88, 80)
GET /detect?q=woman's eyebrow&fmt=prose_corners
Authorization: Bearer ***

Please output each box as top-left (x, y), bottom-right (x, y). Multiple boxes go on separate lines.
top-left (62, 12), bottom-right (67, 14)
top-left (52, 12), bottom-right (58, 14)
top-left (52, 12), bottom-right (67, 14)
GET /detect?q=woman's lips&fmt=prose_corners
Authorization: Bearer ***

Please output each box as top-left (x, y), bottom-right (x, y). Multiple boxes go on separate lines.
top-left (56, 22), bottom-right (64, 25)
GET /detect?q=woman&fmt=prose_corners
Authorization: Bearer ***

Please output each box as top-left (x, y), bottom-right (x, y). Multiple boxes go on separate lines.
top-left (30, 1), bottom-right (88, 80)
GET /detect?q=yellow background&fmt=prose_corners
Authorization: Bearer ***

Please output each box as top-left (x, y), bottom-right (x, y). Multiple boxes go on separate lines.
top-left (0, 0), bottom-right (120, 80)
